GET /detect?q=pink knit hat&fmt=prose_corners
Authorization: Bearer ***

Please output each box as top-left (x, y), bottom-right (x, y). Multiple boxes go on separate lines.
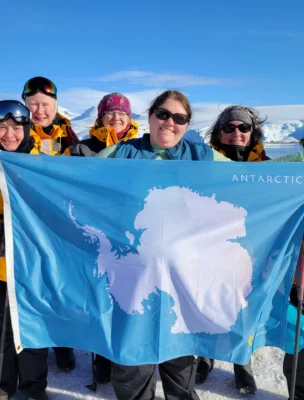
top-left (97, 93), bottom-right (132, 119)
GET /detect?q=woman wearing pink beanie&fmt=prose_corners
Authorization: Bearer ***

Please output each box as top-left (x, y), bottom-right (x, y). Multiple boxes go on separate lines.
top-left (65, 92), bottom-right (139, 384)
top-left (66, 92), bottom-right (139, 156)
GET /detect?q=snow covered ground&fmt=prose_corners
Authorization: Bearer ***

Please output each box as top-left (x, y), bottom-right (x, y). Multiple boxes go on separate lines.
top-left (11, 347), bottom-right (289, 399)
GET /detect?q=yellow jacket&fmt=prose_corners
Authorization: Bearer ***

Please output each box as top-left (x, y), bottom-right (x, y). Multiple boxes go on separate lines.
top-left (89, 119), bottom-right (139, 147)
top-left (29, 130), bottom-right (42, 154)
top-left (31, 112), bottom-right (77, 156)
top-left (64, 120), bottom-right (139, 156)
top-left (210, 141), bottom-right (268, 162)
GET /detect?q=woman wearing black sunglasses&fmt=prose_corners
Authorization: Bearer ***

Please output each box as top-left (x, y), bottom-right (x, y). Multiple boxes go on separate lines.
top-left (97, 90), bottom-right (233, 400)
top-left (195, 105), bottom-right (267, 394)
top-left (207, 105), bottom-right (268, 162)
top-left (0, 101), bottom-right (50, 400)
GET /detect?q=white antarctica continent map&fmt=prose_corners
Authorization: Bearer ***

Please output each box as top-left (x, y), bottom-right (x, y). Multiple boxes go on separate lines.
top-left (69, 186), bottom-right (253, 334)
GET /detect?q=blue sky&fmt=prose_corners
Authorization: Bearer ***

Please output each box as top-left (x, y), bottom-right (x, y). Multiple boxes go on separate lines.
top-left (1, 0), bottom-right (304, 115)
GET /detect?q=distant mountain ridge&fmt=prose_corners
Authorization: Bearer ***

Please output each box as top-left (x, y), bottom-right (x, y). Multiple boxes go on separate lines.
top-left (262, 121), bottom-right (304, 143)
top-left (72, 106), bottom-right (96, 121)
top-left (58, 106), bottom-right (79, 120)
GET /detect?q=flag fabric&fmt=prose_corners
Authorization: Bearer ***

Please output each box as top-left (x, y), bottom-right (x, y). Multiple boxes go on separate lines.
top-left (0, 152), bottom-right (303, 365)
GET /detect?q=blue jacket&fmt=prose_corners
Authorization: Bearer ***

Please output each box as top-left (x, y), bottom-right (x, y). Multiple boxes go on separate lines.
top-left (113, 134), bottom-right (214, 161)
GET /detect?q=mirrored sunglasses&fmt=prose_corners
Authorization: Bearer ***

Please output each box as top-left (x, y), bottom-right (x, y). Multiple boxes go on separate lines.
top-left (0, 100), bottom-right (31, 125)
top-left (22, 77), bottom-right (57, 100)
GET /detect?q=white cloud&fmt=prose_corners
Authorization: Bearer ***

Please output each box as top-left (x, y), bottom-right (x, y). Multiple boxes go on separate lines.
top-left (0, 87), bottom-right (161, 116)
top-left (93, 70), bottom-right (234, 87)
top-left (190, 103), bottom-right (231, 129)
top-left (190, 103), bottom-right (304, 127)
top-left (58, 88), bottom-right (108, 114)
top-left (253, 105), bottom-right (304, 123)
top-left (57, 88), bottom-right (163, 115)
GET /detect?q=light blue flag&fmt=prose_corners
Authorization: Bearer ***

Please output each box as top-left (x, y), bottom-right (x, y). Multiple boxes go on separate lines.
top-left (0, 152), bottom-right (303, 365)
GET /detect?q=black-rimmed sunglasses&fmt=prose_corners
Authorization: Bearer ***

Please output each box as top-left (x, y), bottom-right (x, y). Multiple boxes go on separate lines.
top-left (222, 123), bottom-right (252, 134)
top-left (154, 107), bottom-right (189, 125)
top-left (0, 100), bottom-right (31, 125)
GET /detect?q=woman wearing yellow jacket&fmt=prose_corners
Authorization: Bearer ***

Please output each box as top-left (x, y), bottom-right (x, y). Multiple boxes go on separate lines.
top-left (21, 77), bottom-right (77, 371)
top-left (65, 93), bottom-right (139, 385)
top-left (0, 101), bottom-right (49, 400)
top-left (22, 76), bottom-right (79, 156)
top-left (65, 92), bottom-right (138, 157)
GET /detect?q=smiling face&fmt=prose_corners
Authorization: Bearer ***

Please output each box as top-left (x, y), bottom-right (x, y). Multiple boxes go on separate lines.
top-left (0, 119), bottom-right (25, 151)
top-left (220, 120), bottom-right (252, 147)
top-left (26, 92), bottom-right (57, 127)
top-left (101, 110), bottom-right (130, 133)
top-left (149, 98), bottom-right (189, 149)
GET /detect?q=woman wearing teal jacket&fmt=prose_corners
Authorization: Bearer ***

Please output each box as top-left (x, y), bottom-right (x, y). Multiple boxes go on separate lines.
top-left (97, 90), bottom-right (234, 400)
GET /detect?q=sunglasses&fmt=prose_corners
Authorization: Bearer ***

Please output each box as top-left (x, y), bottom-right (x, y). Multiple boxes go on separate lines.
top-left (222, 123), bottom-right (252, 134)
top-left (0, 100), bottom-right (31, 125)
top-left (154, 107), bottom-right (190, 125)
top-left (22, 77), bottom-right (57, 100)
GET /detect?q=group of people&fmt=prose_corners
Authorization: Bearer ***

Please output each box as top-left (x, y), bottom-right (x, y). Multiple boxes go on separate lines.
top-left (0, 76), bottom-right (303, 400)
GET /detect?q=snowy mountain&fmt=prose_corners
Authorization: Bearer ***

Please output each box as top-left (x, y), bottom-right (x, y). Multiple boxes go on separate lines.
top-left (58, 106), bottom-right (79, 120)
top-left (185, 121), bottom-right (304, 144)
top-left (72, 106), bottom-right (97, 121)
top-left (71, 107), bottom-right (98, 140)
top-left (262, 121), bottom-right (304, 143)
